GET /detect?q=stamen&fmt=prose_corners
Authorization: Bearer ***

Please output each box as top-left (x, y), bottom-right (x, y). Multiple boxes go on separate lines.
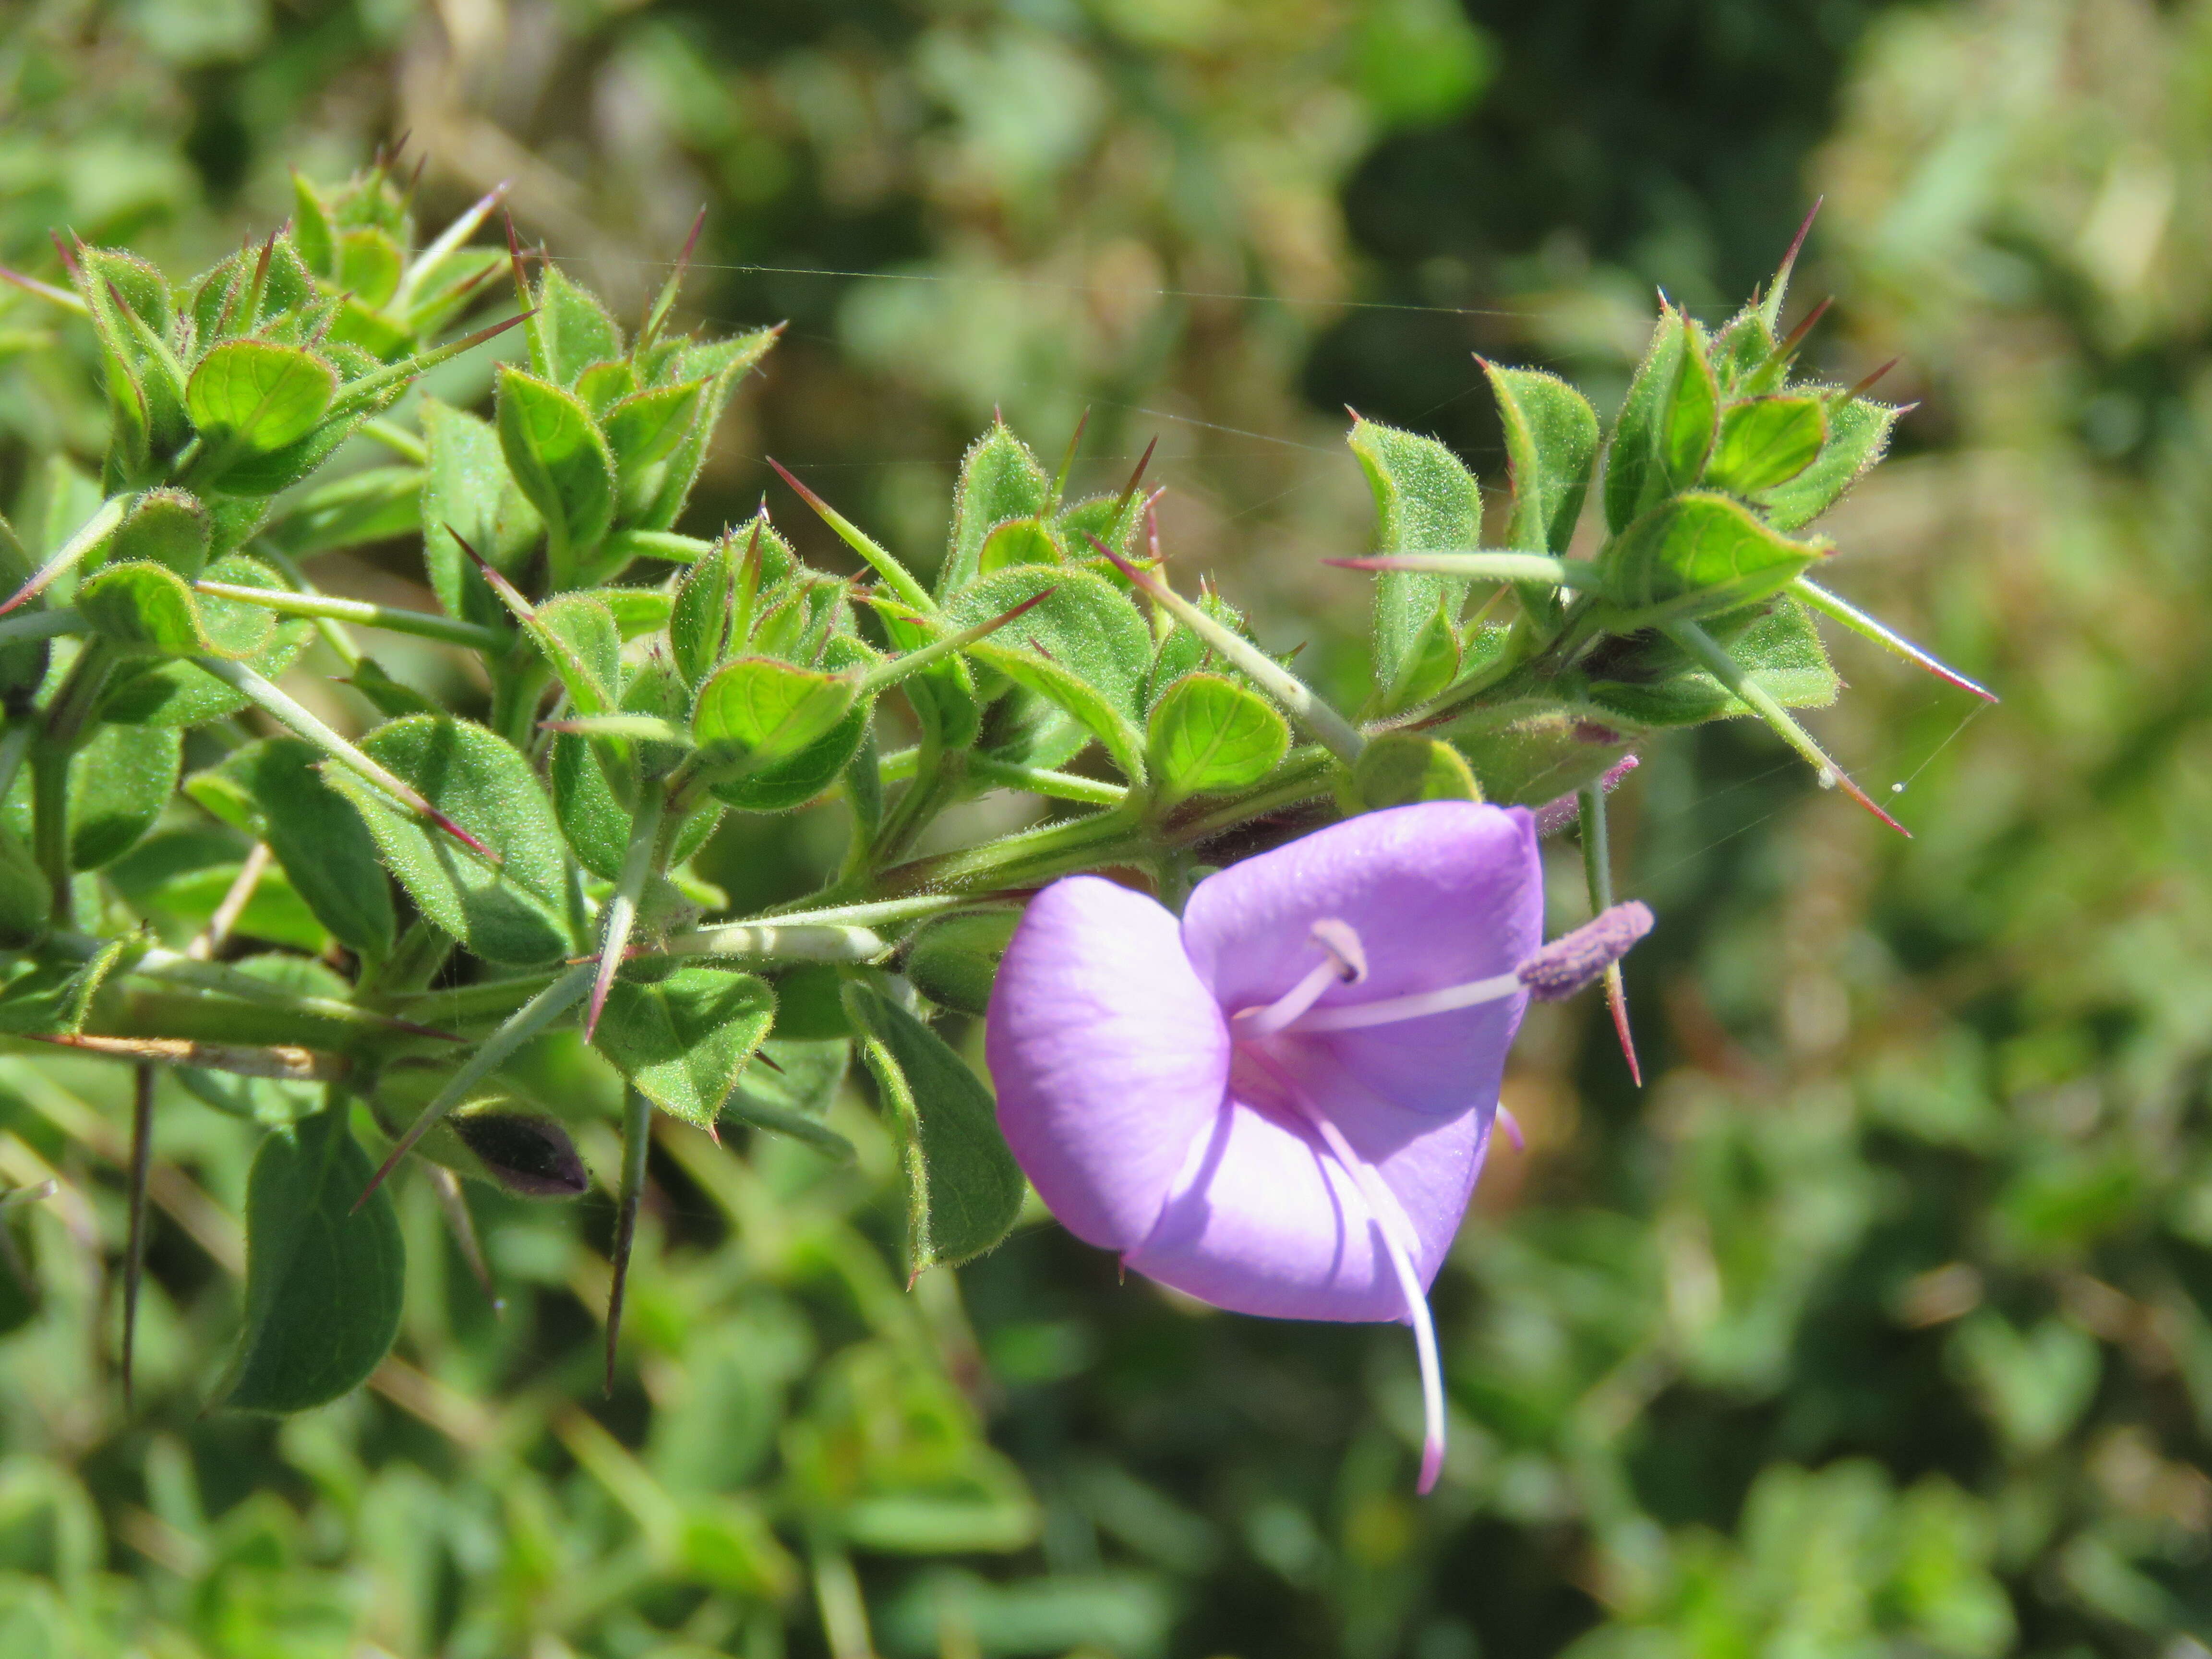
top-left (1285, 971), bottom-right (1521, 1033)
top-left (1247, 1047), bottom-right (1446, 1493)
top-left (1515, 902), bottom-right (1654, 1001)
top-left (1230, 919), bottom-right (1366, 1039)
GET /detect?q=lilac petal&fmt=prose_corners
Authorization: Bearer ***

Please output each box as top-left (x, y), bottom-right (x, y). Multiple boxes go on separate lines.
top-left (1126, 1046), bottom-right (1493, 1322)
top-left (986, 876), bottom-right (1230, 1251)
top-left (1181, 802), bottom-right (1544, 1118)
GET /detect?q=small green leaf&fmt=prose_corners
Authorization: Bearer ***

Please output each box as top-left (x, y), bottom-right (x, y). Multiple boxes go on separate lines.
top-left (692, 657), bottom-right (859, 778)
top-left (1757, 397), bottom-right (1902, 531)
top-left (224, 1106), bottom-right (405, 1413)
top-left (227, 738), bottom-right (397, 961)
top-left (1598, 492), bottom-right (1826, 627)
top-left (531, 264), bottom-right (625, 387)
top-left (942, 421), bottom-right (1052, 594)
top-left (943, 565), bottom-right (1151, 780)
top-left (324, 717), bottom-right (572, 966)
top-left (1604, 306), bottom-right (1688, 533)
top-left (552, 731), bottom-right (720, 878)
top-left (977, 517), bottom-right (1061, 575)
top-left (1352, 731), bottom-right (1483, 808)
top-left (70, 723), bottom-right (181, 869)
top-left (495, 366), bottom-right (617, 570)
top-left (635, 329), bottom-right (778, 533)
top-left (1485, 362), bottom-right (1599, 555)
top-left (1443, 709), bottom-right (1630, 806)
top-left (95, 603), bottom-right (312, 728)
top-left (603, 379), bottom-right (706, 481)
top-left (188, 340), bottom-right (338, 456)
top-left (107, 489), bottom-right (209, 580)
top-left (574, 360), bottom-right (638, 416)
top-left (1148, 672), bottom-right (1289, 803)
top-left (1348, 416), bottom-right (1479, 697)
top-left (905, 912), bottom-right (1020, 1018)
top-left (843, 981), bottom-right (1025, 1272)
top-left (336, 227), bottom-right (403, 310)
top-left (76, 561), bottom-right (210, 657)
top-left (421, 396), bottom-right (542, 630)
top-left (1661, 323), bottom-right (1720, 486)
top-left (192, 553), bottom-right (289, 660)
top-left (595, 961), bottom-right (776, 1129)
top-left (1706, 395), bottom-right (1827, 494)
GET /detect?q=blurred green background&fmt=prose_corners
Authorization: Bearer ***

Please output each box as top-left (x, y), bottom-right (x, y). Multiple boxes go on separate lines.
top-left (2, 0), bottom-right (2210, 1654)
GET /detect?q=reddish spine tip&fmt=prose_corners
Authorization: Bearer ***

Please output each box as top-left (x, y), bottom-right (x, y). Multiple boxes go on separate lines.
top-left (1607, 973), bottom-right (1644, 1088)
top-left (1115, 433), bottom-right (1158, 511)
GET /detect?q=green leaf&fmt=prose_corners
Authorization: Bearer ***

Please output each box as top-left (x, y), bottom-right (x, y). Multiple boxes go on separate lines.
top-left (336, 227), bottom-right (403, 310)
top-left (531, 264), bottom-right (624, 387)
top-left (692, 657), bottom-right (859, 778)
top-left (1706, 395), bottom-right (1827, 494)
top-left (1382, 598), bottom-right (1461, 713)
top-left (595, 961), bottom-right (776, 1130)
top-left (227, 738), bottom-right (397, 961)
top-left (603, 379), bottom-right (706, 482)
top-left (1485, 362), bottom-right (1599, 555)
top-left (107, 488), bottom-right (209, 580)
top-left (635, 329), bottom-right (778, 533)
top-left (704, 637), bottom-right (874, 814)
top-left (904, 912), bottom-right (1020, 1018)
top-left (574, 359), bottom-right (638, 415)
top-left (187, 340), bottom-right (338, 456)
top-left (1585, 594), bottom-right (1838, 727)
top-left (224, 1106), bottom-right (405, 1413)
top-left (1348, 416), bottom-right (1479, 697)
top-left (324, 717), bottom-right (572, 966)
top-left (1757, 397), bottom-right (1902, 531)
top-left (532, 592), bottom-right (622, 713)
top-left (0, 936), bottom-right (129, 1035)
top-left (1598, 492), bottom-right (1826, 627)
top-left (724, 1037), bottom-right (855, 1157)
top-left (0, 824), bottom-right (49, 949)
top-left (70, 722), bottom-right (181, 869)
top-left (1661, 322), bottom-right (1720, 486)
top-left (94, 604), bottom-right (312, 727)
top-left (977, 517), bottom-right (1061, 575)
top-left (1351, 731), bottom-right (1483, 808)
top-left (943, 565), bottom-right (1151, 780)
top-left (495, 366), bottom-right (617, 569)
top-left (843, 982), bottom-right (1024, 1272)
top-left (76, 561), bottom-right (211, 657)
top-left (671, 530), bottom-right (748, 686)
top-left (192, 553), bottom-right (290, 660)
top-left (1603, 306), bottom-right (1688, 533)
top-left (1147, 672), bottom-right (1289, 803)
top-left (941, 421), bottom-right (1052, 594)
top-left (551, 732), bottom-right (721, 878)
top-left (421, 396), bottom-right (542, 629)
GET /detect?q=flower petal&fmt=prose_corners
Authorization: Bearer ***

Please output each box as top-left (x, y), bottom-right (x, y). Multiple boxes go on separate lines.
top-left (1181, 802), bottom-right (1543, 1117)
top-left (1126, 1050), bottom-right (1493, 1322)
top-left (985, 875), bottom-right (1231, 1251)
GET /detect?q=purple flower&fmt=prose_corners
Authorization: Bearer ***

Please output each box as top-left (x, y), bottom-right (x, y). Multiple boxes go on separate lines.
top-left (985, 801), bottom-right (1651, 1491)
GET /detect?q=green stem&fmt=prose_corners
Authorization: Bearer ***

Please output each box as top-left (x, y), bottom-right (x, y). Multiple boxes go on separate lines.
top-left (869, 740), bottom-right (958, 872)
top-left (0, 609), bottom-right (84, 649)
top-left (585, 784), bottom-right (668, 1040)
top-left (878, 745), bottom-right (1125, 807)
top-left (874, 804), bottom-right (1147, 898)
top-left (657, 922), bottom-right (889, 963)
top-left (197, 580), bottom-right (506, 653)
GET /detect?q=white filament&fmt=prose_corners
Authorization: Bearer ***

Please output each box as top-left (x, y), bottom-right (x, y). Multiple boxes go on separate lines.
top-left (1285, 971), bottom-right (1521, 1033)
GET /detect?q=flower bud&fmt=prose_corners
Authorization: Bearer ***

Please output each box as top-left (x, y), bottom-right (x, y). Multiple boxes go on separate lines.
top-left (905, 910), bottom-right (1020, 1016)
top-left (452, 1108), bottom-right (589, 1199)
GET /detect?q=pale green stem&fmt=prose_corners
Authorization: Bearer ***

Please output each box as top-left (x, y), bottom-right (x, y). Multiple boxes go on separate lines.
top-left (1662, 619), bottom-right (1908, 836)
top-left (605, 1083), bottom-right (652, 1395)
top-left (0, 494), bottom-right (126, 616)
top-left (196, 580), bottom-right (506, 652)
top-left (657, 923), bottom-right (889, 962)
top-left (1792, 576), bottom-right (1996, 702)
top-left (359, 962), bottom-right (594, 1204)
top-left (878, 745), bottom-right (1125, 807)
top-left (0, 609), bottom-right (84, 649)
top-left (357, 418), bottom-right (429, 465)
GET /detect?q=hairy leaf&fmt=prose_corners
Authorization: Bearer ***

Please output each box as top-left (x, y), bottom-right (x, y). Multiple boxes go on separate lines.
top-left (1148, 672), bottom-right (1289, 802)
top-left (596, 962), bottom-right (776, 1130)
top-left (1348, 416), bottom-right (1480, 695)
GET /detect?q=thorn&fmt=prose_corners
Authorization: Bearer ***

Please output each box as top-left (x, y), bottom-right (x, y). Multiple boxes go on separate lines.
top-left (1604, 966), bottom-right (1643, 1086)
top-left (1773, 295), bottom-right (1832, 360)
top-left (1344, 403), bottom-right (1362, 423)
top-left (677, 204), bottom-right (707, 273)
top-left (752, 1048), bottom-right (786, 1076)
top-left (0, 264), bottom-right (84, 312)
top-left (1840, 357), bottom-right (1900, 403)
top-left (764, 455), bottom-right (834, 519)
top-left (48, 230), bottom-right (80, 283)
top-left (1113, 433), bottom-right (1158, 516)
top-left (1776, 197), bottom-right (1825, 295)
top-left (503, 208), bottom-right (531, 307)
top-left (1144, 494), bottom-right (1163, 565)
top-left (1051, 407), bottom-right (1090, 508)
top-left (1831, 767), bottom-right (1913, 837)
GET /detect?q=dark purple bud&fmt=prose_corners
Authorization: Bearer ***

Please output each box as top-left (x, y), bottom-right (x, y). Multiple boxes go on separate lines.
top-left (454, 1110), bottom-right (590, 1198)
top-left (1516, 902), bottom-right (1655, 1001)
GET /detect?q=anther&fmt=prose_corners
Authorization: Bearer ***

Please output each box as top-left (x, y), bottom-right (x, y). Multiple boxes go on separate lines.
top-left (1515, 902), bottom-right (1654, 1001)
